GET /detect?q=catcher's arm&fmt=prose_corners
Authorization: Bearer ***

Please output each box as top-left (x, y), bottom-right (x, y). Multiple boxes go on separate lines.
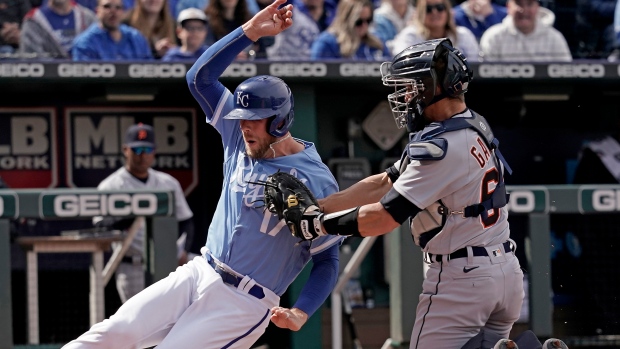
top-left (296, 187), bottom-right (423, 241)
top-left (319, 172), bottom-right (393, 214)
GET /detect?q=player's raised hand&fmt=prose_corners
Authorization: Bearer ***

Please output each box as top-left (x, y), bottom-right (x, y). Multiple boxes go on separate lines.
top-left (270, 306), bottom-right (308, 331)
top-left (242, 0), bottom-right (293, 42)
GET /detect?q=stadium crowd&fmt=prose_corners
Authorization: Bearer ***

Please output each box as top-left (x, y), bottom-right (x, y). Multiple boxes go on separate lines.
top-left (0, 0), bottom-right (618, 61)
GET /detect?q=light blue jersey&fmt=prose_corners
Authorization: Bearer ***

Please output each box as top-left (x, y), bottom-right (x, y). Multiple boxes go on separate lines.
top-left (187, 27), bottom-right (343, 296)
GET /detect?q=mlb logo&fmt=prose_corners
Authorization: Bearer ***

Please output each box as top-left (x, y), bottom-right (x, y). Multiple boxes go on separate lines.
top-left (492, 249), bottom-right (502, 257)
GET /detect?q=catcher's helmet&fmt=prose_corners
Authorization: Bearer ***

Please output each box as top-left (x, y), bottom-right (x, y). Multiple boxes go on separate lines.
top-left (224, 75), bottom-right (294, 138)
top-left (380, 38), bottom-right (473, 132)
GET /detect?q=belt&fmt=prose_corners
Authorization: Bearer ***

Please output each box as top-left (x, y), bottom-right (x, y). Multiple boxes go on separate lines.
top-left (121, 255), bottom-right (143, 264)
top-left (207, 257), bottom-right (265, 300)
top-left (429, 241), bottom-right (512, 263)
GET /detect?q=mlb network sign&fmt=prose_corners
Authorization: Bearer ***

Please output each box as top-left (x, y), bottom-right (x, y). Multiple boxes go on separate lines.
top-left (65, 108), bottom-right (198, 195)
top-left (0, 108), bottom-right (58, 188)
top-left (39, 191), bottom-right (173, 218)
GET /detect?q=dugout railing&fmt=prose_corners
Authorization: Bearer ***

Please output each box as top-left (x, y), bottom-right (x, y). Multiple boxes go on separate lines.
top-left (330, 184), bottom-right (620, 349)
top-left (0, 188), bottom-right (179, 349)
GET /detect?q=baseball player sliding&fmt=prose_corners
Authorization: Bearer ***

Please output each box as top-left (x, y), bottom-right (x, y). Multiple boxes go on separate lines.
top-left (62, 1), bottom-right (344, 348)
top-left (277, 39), bottom-right (568, 349)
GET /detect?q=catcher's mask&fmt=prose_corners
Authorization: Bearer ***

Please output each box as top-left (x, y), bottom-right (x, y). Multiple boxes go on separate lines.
top-left (224, 75), bottom-right (295, 138)
top-left (380, 38), bottom-right (473, 132)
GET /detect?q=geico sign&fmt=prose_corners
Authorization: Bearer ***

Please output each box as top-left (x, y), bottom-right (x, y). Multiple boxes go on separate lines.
top-left (53, 194), bottom-right (158, 217)
top-left (548, 64), bottom-right (605, 78)
top-left (478, 64), bottom-right (535, 78)
top-left (0, 63), bottom-right (44, 77)
top-left (129, 64), bottom-right (186, 78)
top-left (269, 63), bottom-right (327, 77)
top-left (222, 63), bottom-right (257, 77)
top-left (590, 189), bottom-right (620, 211)
top-left (340, 63), bottom-right (381, 77)
top-left (507, 191), bottom-right (536, 213)
top-left (58, 63), bottom-right (116, 77)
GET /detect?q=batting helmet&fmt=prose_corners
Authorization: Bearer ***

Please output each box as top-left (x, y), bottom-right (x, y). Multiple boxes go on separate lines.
top-left (224, 75), bottom-right (295, 138)
top-left (380, 38), bottom-right (473, 132)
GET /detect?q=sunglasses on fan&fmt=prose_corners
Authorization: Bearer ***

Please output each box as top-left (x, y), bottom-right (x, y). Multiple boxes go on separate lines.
top-left (426, 3), bottom-right (446, 13)
top-left (354, 16), bottom-right (373, 27)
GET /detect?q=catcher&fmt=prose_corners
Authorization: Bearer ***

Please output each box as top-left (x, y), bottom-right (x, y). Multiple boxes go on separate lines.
top-left (266, 39), bottom-right (567, 349)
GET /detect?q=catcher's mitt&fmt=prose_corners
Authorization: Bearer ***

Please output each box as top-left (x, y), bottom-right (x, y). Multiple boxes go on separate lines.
top-left (260, 171), bottom-right (326, 241)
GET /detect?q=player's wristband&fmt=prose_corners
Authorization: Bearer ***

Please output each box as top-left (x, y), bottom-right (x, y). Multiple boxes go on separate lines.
top-left (322, 207), bottom-right (362, 237)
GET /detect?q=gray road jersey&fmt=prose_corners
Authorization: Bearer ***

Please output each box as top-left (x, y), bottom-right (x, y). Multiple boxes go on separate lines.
top-left (393, 111), bottom-right (510, 255)
top-left (93, 167), bottom-right (193, 256)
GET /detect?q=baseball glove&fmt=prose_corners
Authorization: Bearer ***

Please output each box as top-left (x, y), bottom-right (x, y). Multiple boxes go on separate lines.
top-left (259, 171), bottom-right (326, 241)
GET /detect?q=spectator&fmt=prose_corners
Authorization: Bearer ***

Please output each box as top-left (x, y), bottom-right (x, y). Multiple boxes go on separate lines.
top-left (72, 0), bottom-right (152, 60)
top-left (453, 0), bottom-right (507, 41)
top-left (204, 0), bottom-right (252, 59)
top-left (123, 0), bottom-right (177, 58)
top-left (161, 7), bottom-right (208, 60)
top-left (573, 0), bottom-right (616, 59)
top-left (123, 0), bottom-right (181, 20)
top-left (479, 0), bottom-right (572, 61)
top-left (371, 0), bottom-right (416, 46)
top-left (0, 0), bottom-right (32, 55)
top-left (93, 123), bottom-right (196, 303)
top-left (266, 0), bottom-right (323, 59)
top-left (19, 0), bottom-right (96, 59)
top-left (390, 0), bottom-right (480, 60)
top-left (310, 0), bottom-right (390, 60)
top-left (175, 0), bottom-right (259, 23)
top-left (294, 0), bottom-right (336, 31)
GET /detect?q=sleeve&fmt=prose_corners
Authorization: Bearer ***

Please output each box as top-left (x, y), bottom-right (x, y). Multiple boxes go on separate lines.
top-left (134, 32), bottom-right (154, 59)
top-left (458, 27), bottom-right (481, 62)
top-left (72, 34), bottom-right (100, 61)
top-left (292, 243), bottom-right (339, 317)
top-left (172, 179), bottom-right (193, 221)
top-left (18, 19), bottom-right (41, 54)
top-left (310, 33), bottom-right (339, 59)
top-left (186, 26), bottom-right (253, 126)
top-left (178, 218), bottom-right (195, 252)
top-left (550, 30), bottom-right (573, 61)
top-left (479, 29), bottom-right (499, 61)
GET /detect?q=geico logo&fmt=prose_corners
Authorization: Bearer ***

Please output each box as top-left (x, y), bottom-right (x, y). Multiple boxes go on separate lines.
top-left (129, 64), bottom-right (186, 78)
top-left (548, 64), bottom-right (605, 78)
top-left (339, 63), bottom-right (381, 77)
top-left (58, 63), bottom-right (116, 77)
top-left (222, 63), bottom-right (257, 77)
top-left (591, 189), bottom-right (620, 211)
top-left (53, 193), bottom-right (158, 217)
top-left (478, 64), bottom-right (535, 78)
top-left (506, 191), bottom-right (536, 213)
top-left (269, 63), bottom-right (327, 77)
top-left (0, 63), bottom-right (44, 77)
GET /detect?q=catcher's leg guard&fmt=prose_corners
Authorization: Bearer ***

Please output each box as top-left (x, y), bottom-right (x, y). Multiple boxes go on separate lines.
top-left (460, 329), bottom-right (503, 349)
top-left (514, 330), bottom-right (543, 349)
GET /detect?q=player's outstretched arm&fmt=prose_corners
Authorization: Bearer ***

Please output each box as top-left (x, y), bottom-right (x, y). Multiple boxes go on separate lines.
top-left (241, 0), bottom-right (293, 42)
top-left (319, 172), bottom-right (393, 214)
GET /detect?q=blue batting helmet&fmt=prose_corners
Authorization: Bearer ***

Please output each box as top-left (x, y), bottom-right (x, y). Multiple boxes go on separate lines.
top-left (223, 75), bottom-right (295, 138)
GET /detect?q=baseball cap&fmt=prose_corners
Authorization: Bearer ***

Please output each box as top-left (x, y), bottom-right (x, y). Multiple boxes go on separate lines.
top-left (177, 8), bottom-right (208, 25)
top-left (125, 123), bottom-right (156, 148)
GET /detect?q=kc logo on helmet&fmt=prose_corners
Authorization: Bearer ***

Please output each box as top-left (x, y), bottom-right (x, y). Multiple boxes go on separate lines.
top-left (236, 92), bottom-right (250, 107)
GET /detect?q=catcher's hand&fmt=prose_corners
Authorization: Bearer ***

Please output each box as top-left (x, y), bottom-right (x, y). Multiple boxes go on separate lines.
top-left (261, 171), bottom-right (327, 241)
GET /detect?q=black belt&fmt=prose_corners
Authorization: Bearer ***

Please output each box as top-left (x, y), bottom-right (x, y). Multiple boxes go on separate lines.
top-left (121, 256), bottom-right (143, 264)
top-left (429, 241), bottom-right (512, 263)
top-left (207, 257), bottom-right (265, 300)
